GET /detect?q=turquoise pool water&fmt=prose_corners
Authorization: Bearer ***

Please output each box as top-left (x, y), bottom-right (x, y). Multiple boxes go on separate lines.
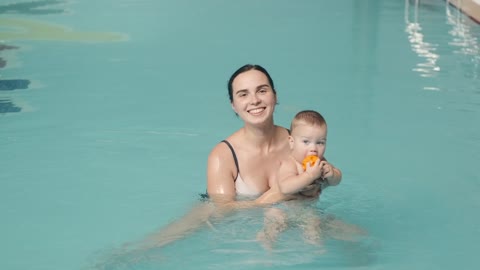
top-left (1, 1), bottom-right (479, 269)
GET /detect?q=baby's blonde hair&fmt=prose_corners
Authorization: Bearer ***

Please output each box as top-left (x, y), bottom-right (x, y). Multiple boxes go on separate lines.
top-left (290, 110), bottom-right (326, 132)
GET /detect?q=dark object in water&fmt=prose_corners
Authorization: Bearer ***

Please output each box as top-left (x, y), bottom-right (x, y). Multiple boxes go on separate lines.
top-left (0, 99), bottom-right (21, 113)
top-left (0, 44), bottom-right (19, 51)
top-left (0, 79), bottom-right (30, 91)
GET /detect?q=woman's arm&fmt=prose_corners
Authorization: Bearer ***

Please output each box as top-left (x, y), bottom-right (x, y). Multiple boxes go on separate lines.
top-left (127, 144), bottom-right (240, 252)
top-left (207, 143), bottom-right (237, 203)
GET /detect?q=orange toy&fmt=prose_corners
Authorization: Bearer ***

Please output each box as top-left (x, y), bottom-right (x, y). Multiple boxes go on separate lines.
top-left (302, 155), bottom-right (319, 171)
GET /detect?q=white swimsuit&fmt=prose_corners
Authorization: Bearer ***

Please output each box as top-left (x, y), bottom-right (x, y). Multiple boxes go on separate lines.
top-left (222, 140), bottom-right (262, 196)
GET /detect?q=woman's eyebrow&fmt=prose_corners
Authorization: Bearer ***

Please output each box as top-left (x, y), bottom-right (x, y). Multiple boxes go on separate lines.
top-left (235, 84), bottom-right (269, 94)
top-left (256, 84), bottom-right (270, 90)
top-left (235, 89), bottom-right (248, 95)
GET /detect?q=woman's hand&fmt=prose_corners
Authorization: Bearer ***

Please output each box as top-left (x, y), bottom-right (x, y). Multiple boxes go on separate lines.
top-left (298, 180), bottom-right (322, 197)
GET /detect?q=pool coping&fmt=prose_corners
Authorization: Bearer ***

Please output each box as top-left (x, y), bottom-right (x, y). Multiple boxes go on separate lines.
top-left (447, 0), bottom-right (480, 23)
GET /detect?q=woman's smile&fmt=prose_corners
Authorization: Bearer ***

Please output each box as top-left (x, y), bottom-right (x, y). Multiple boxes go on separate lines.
top-left (248, 107), bottom-right (266, 115)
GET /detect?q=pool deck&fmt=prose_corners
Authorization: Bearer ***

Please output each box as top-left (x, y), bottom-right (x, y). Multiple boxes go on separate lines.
top-left (448, 0), bottom-right (480, 23)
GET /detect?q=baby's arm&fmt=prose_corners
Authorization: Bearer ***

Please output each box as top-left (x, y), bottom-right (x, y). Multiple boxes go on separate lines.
top-left (255, 188), bottom-right (292, 204)
top-left (255, 160), bottom-right (299, 204)
top-left (278, 158), bottom-right (323, 195)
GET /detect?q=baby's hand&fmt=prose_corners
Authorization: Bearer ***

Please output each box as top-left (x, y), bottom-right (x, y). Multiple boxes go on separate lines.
top-left (304, 158), bottom-right (323, 180)
top-left (319, 160), bottom-right (334, 180)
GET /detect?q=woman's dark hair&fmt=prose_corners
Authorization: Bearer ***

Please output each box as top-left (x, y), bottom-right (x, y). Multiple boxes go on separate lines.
top-left (227, 64), bottom-right (276, 102)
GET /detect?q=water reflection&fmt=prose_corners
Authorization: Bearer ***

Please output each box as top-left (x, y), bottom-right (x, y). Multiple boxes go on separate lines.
top-left (446, 2), bottom-right (480, 80)
top-left (0, 99), bottom-right (21, 113)
top-left (0, 0), bottom-right (127, 115)
top-left (0, 0), bottom-right (67, 115)
top-left (404, 0), bottom-right (480, 92)
top-left (404, 0), bottom-right (441, 79)
top-left (0, 44), bottom-right (28, 114)
top-left (0, 79), bottom-right (30, 91)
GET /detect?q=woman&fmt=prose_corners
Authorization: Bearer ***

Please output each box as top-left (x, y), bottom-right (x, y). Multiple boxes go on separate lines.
top-left (207, 64), bottom-right (292, 202)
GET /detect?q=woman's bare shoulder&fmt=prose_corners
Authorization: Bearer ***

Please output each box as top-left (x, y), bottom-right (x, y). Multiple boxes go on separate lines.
top-left (207, 140), bottom-right (236, 184)
top-left (274, 125), bottom-right (290, 141)
top-left (208, 130), bottom-right (242, 163)
top-left (208, 140), bottom-right (231, 160)
top-left (273, 125), bottom-right (291, 151)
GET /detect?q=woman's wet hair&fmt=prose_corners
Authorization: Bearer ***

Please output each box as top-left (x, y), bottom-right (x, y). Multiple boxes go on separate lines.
top-left (227, 64), bottom-right (276, 102)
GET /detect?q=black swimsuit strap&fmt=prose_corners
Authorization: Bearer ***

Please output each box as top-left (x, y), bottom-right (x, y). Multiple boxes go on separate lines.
top-left (221, 140), bottom-right (239, 181)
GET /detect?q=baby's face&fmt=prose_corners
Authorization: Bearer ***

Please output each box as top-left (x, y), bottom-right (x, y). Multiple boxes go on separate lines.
top-left (289, 123), bottom-right (327, 161)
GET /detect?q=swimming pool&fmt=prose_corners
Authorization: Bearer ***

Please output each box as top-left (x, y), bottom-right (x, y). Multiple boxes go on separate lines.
top-left (1, 0), bottom-right (479, 269)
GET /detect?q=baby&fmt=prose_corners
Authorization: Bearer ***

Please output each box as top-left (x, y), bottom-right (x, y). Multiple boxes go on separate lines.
top-left (256, 110), bottom-right (342, 249)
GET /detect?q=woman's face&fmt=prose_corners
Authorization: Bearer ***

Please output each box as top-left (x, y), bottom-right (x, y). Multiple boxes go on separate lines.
top-left (230, 70), bottom-right (277, 125)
